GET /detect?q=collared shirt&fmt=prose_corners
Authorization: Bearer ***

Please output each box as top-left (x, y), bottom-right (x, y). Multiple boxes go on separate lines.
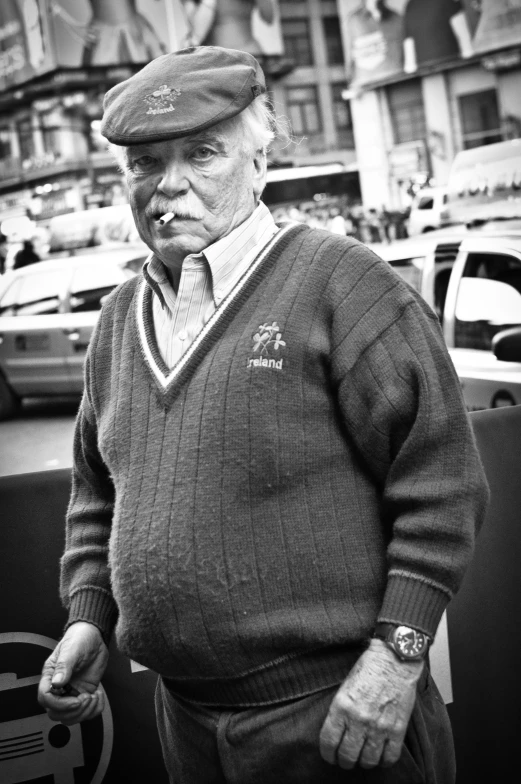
top-left (143, 202), bottom-right (278, 369)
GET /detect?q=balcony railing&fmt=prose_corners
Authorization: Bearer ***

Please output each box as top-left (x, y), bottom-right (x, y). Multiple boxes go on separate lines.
top-left (0, 150), bottom-right (118, 186)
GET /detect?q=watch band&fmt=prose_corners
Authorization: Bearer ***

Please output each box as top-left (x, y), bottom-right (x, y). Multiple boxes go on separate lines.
top-left (373, 622), bottom-right (400, 642)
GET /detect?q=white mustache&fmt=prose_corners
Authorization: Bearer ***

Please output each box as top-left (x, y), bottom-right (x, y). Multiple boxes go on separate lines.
top-left (154, 196), bottom-right (205, 221)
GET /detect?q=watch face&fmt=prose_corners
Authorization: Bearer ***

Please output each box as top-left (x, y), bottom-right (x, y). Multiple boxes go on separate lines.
top-left (393, 626), bottom-right (428, 659)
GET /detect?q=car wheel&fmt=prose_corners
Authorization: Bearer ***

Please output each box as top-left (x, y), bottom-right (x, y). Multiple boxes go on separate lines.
top-left (0, 373), bottom-right (21, 420)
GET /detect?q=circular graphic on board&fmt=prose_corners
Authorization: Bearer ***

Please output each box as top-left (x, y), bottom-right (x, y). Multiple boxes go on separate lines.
top-left (0, 632), bottom-right (113, 784)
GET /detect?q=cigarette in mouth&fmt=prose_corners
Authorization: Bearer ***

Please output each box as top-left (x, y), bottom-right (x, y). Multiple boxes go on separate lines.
top-left (158, 212), bottom-right (175, 225)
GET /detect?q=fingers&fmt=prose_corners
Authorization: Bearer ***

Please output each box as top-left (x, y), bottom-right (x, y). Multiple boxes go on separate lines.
top-left (325, 722), bottom-right (387, 770)
top-left (50, 691), bottom-right (105, 725)
top-left (322, 722), bottom-right (404, 771)
top-left (39, 685), bottom-right (105, 726)
top-left (319, 709), bottom-right (345, 765)
top-left (335, 725), bottom-right (365, 770)
top-left (358, 734), bottom-right (387, 769)
top-left (50, 658), bottom-right (74, 691)
top-left (320, 696), bottom-right (407, 771)
top-left (38, 638), bottom-right (78, 698)
top-left (38, 650), bottom-right (75, 712)
top-left (320, 646), bottom-right (420, 771)
top-left (381, 735), bottom-right (404, 768)
top-left (37, 625), bottom-right (108, 726)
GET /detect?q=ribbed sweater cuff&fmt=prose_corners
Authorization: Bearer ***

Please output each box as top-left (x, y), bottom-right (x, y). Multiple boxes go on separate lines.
top-left (66, 588), bottom-right (118, 646)
top-left (378, 573), bottom-right (450, 638)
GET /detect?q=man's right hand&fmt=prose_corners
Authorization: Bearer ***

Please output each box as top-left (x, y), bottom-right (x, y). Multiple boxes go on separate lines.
top-left (37, 621), bottom-right (109, 725)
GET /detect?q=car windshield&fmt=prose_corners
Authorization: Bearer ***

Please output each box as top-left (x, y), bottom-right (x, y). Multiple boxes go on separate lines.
top-left (0, 270), bottom-right (63, 316)
top-left (69, 261), bottom-right (140, 312)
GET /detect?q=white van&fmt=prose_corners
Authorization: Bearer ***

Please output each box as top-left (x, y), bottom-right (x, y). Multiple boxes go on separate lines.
top-left (46, 204), bottom-right (141, 253)
top-left (443, 139), bottom-right (521, 228)
top-left (406, 186), bottom-right (448, 236)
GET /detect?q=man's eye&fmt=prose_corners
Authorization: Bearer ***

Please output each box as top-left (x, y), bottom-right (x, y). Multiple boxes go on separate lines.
top-left (192, 146), bottom-right (215, 161)
top-left (131, 156), bottom-right (157, 170)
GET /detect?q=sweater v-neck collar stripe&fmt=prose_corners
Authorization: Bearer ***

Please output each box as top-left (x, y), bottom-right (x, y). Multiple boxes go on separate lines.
top-left (136, 222), bottom-right (302, 392)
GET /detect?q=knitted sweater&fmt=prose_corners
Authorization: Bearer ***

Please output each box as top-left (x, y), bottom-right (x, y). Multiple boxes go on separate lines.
top-left (62, 224), bottom-right (489, 705)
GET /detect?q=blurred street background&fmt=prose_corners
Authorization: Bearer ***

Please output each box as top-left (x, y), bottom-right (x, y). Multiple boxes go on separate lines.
top-left (2, 0), bottom-right (521, 473)
top-left (0, 397), bottom-right (77, 476)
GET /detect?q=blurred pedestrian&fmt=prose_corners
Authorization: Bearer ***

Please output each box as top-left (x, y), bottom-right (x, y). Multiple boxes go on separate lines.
top-left (327, 207), bottom-right (346, 235)
top-left (380, 206), bottom-right (392, 243)
top-left (367, 208), bottom-right (383, 243)
top-left (0, 233), bottom-right (7, 274)
top-left (12, 239), bottom-right (40, 269)
top-left (343, 210), bottom-right (355, 235)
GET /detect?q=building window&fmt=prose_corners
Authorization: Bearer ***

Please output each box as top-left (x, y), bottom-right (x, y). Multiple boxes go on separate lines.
top-left (387, 80), bottom-right (426, 145)
top-left (0, 128), bottom-right (12, 161)
top-left (458, 89), bottom-right (502, 150)
top-left (286, 85), bottom-right (322, 136)
top-left (40, 110), bottom-right (63, 157)
top-left (322, 17), bottom-right (344, 66)
top-left (281, 19), bottom-right (313, 66)
top-left (16, 117), bottom-right (34, 162)
top-left (331, 83), bottom-right (354, 148)
top-left (454, 253), bottom-right (521, 351)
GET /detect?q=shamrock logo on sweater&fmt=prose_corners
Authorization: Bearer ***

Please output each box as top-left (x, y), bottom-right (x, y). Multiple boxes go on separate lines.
top-left (253, 322), bottom-right (286, 355)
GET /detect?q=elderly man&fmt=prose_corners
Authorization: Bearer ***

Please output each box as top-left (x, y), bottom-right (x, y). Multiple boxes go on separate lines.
top-left (38, 47), bottom-right (488, 783)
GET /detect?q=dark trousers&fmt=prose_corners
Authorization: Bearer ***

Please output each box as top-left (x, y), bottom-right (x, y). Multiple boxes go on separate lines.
top-left (154, 667), bottom-right (455, 784)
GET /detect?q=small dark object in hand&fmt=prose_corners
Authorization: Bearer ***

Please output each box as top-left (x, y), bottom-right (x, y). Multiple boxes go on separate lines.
top-left (50, 683), bottom-right (79, 697)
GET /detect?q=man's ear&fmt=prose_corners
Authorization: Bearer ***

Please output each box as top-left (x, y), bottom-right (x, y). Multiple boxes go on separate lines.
top-left (252, 149), bottom-right (268, 202)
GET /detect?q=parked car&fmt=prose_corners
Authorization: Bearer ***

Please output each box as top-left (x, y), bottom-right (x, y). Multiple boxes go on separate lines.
top-left (406, 186), bottom-right (448, 236)
top-left (0, 245), bottom-right (148, 419)
top-left (377, 232), bottom-right (521, 410)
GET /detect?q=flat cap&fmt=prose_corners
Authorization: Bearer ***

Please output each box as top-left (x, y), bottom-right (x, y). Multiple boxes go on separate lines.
top-left (101, 46), bottom-right (266, 146)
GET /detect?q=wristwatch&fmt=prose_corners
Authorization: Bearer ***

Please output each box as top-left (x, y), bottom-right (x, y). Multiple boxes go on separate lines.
top-left (372, 623), bottom-right (432, 662)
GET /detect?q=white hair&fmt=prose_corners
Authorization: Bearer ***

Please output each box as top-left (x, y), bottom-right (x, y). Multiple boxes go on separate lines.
top-left (108, 94), bottom-right (288, 172)
top-left (238, 94), bottom-right (278, 153)
top-left (109, 142), bottom-right (127, 173)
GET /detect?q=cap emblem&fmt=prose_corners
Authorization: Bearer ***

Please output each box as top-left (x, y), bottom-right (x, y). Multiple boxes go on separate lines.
top-left (144, 84), bottom-right (182, 116)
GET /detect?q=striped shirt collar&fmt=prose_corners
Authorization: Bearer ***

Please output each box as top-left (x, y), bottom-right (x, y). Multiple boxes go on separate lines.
top-left (143, 202), bottom-right (277, 311)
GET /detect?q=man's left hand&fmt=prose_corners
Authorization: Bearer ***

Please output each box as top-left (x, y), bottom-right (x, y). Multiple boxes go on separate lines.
top-left (319, 638), bottom-right (423, 770)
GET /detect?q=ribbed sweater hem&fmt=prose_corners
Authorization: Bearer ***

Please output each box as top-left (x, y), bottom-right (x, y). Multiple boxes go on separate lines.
top-left (378, 573), bottom-right (450, 638)
top-left (66, 588), bottom-right (118, 646)
top-left (162, 644), bottom-right (365, 707)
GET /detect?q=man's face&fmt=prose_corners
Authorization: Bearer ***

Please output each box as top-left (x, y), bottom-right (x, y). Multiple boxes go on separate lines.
top-left (123, 119), bottom-right (266, 276)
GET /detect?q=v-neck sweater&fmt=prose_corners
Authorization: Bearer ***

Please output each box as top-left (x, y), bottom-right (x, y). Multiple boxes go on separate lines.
top-left (144, 202), bottom-right (277, 368)
top-left (62, 224), bottom-right (489, 706)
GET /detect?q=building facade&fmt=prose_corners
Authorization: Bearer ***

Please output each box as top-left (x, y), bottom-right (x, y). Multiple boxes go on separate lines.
top-left (0, 0), bottom-right (358, 232)
top-left (339, 0), bottom-right (521, 209)
top-left (4, 1), bottom-right (519, 227)
top-left (270, 0), bottom-right (356, 169)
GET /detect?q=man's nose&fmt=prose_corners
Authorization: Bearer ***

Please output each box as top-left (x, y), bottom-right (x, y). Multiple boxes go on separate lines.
top-left (157, 160), bottom-right (190, 197)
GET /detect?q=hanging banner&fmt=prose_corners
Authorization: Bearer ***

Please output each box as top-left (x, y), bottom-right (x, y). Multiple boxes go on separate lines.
top-left (337, 0), bottom-right (521, 88)
top-left (472, 0), bottom-right (521, 55)
top-left (0, 0), bottom-right (53, 90)
top-left (48, 0), bottom-right (171, 68)
top-left (167, 0), bottom-right (284, 56)
top-left (0, 1), bottom-right (284, 91)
